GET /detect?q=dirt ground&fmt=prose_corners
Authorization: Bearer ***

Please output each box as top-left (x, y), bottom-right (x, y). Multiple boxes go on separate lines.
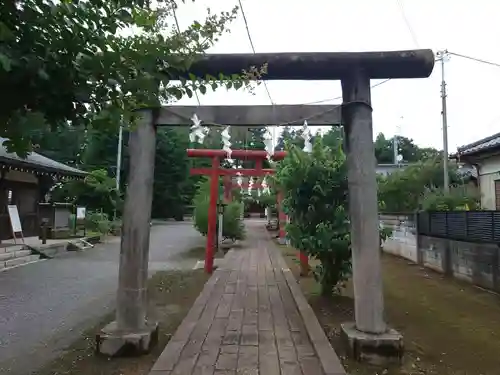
top-left (34, 269), bottom-right (209, 375)
top-left (280, 245), bottom-right (500, 375)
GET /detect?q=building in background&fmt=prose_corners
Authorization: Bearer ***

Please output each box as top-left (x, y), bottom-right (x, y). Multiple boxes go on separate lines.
top-left (375, 163), bottom-right (410, 176)
top-left (454, 132), bottom-right (500, 210)
top-left (0, 138), bottom-right (86, 240)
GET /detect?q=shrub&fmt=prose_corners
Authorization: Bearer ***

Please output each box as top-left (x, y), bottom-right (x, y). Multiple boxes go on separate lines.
top-left (421, 185), bottom-right (481, 211)
top-left (193, 180), bottom-right (245, 241)
top-left (277, 140), bottom-right (388, 296)
top-left (85, 211), bottom-right (111, 234)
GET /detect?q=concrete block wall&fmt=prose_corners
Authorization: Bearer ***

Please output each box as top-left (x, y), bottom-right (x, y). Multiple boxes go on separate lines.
top-left (380, 214), bottom-right (500, 293)
top-left (379, 214), bottom-right (418, 262)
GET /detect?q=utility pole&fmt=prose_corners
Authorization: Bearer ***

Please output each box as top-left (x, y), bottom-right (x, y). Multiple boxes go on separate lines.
top-left (116, 124), bottom-right (123, 192)
top-left (114, 124), bottom-right (123, 220)
top-left (393, 117), bottom-right (403, 167)
top-left (393, 133), bottom-right (398, 165)
top-left (437, 50), bottom-right (450, 192)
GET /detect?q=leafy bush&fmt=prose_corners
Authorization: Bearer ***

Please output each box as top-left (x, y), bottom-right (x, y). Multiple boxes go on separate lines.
top-left (276, 141), bottom-right (351, 296)
top-left (53, 169), bottom-right (122, 217)
top-left (378, 159), bottom-right (465, 213)
top-left (85, 211), bottom-right (111, 234)
top-left (193, 180), bottom-right (245, 241)
top-left (277, 140), bottom-right (388, 296)
top-left (421, 186), bottom-right (481, 211)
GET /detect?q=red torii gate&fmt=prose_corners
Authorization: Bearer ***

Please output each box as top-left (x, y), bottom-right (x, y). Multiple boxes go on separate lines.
top-left (187, 148), bottom-right (307, 274)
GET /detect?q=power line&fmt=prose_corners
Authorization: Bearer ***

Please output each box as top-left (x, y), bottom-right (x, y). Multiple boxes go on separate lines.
top-left (302, 78), bottom-right (392, 105)
top-left (172, 6), bottom-right (202, 106)
top-left (396, 0), bottom-right (420, 48)
top-left (238, 0), bottom-right (275, 106)
top-left (448, 51), bottom-right (500, 69)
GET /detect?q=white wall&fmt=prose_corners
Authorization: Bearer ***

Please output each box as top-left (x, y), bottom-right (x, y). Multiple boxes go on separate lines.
top-left (478, 154), bottom-right (500, 210)
top-left (380, 215), bottom-right (418, 262)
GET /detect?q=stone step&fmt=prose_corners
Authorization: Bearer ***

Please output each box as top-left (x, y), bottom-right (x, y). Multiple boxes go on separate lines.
top-left (0, 249), bottom-right (31, 262)
top-left (0, 245), bottom-right (25, 254)
top-left (1, 254), bottom-right (41, 270)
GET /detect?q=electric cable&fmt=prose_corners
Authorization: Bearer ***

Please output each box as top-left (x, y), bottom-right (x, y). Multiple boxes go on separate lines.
top-left (448, 51), bottom-right (500, 69)
top-left (238, 0), bottom-right (274, 106)
top-left (172, 6), bottom-right (202, 106)
top-left (397, 0), bottom-right (420, 48)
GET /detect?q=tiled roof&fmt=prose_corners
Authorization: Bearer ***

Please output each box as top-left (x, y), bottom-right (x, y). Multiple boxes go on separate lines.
top-left (0, 138), bottom-right (86, 176)
top-left (456, 132), bottom-right (500, 156)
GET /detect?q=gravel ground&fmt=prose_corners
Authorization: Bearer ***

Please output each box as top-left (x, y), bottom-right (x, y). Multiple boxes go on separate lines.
top-left (0, 222), bottom-right (204, 375)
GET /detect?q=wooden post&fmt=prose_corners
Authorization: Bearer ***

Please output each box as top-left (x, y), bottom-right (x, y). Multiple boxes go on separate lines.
top-left (342, 69), bottom-right (386, 334)
top-left (206, 157), bottom-right (219, 274)
top-left (299, 251), bottom-right (309, 276)
top-left (277, 191), bottom-right (287, 243)
top-left (223, 175), bottom-right (232, 202)
top-left (116, 110), bottom-right (157, 333)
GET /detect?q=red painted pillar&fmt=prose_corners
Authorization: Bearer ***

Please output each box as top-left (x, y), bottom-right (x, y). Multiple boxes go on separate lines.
top-left (223, 175), bottom-right (232, 202)
top-left (206, 156), bottom-right (219, 274)
top-left (299, 249), bottom-right (309, 276)
top-left (277, 191), bottom-right (286, 240)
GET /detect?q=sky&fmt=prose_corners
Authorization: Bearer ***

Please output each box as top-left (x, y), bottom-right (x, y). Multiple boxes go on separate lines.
top-left (172, 0), bottom-right (500, 152)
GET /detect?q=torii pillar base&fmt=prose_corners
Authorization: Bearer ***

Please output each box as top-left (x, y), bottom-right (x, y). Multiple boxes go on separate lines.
top-left (96, 321), bottom-right (159, 357)
top-left (340, 322), bottom-right (403, 366)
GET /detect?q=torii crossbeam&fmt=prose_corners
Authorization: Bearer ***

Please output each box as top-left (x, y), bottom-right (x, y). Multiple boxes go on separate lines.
top-left (105, 49), bottom-right (435, 365)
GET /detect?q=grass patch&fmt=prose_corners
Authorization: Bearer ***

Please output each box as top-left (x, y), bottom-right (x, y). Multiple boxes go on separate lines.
top-left (179, 242), bottom-right (241, 261)
top-left (280, 246), bottom-right (500, 375)
top-left (33, 269), bottom-right (209, 375)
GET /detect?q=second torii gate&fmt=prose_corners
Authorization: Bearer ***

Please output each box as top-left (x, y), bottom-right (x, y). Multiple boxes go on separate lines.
top-left (187, 148), bottom-right (287, 273)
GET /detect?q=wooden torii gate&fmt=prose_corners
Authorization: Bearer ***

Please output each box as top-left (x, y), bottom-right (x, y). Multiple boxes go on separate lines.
top-left (186, 148), bottom-right (287, 274)
top-left (100, 50), bottom-right (434, 364)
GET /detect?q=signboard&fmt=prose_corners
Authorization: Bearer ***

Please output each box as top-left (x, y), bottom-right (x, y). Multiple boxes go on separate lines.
top-left (7, 205), bottom-right (22, 233)
top-left (76, 207), bottom-right (86, 220)
top-left (7, 204), bottom-right (24, 243)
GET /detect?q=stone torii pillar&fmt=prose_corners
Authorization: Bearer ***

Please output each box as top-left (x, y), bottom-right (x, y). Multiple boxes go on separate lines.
top-left (97, 109), bottom-right (159, 356)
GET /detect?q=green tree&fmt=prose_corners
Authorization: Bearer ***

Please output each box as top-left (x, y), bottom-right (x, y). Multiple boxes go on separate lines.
top-left (152, 127), bottom-right (190, 219)
top-left (276, 140), bottom-right (351, 296)
top-left (373, 132), bottom-right (439, 164)
top-left (193, 179), bottom-right (244, 240)
top-left (378, 159), bottom-right (464, 212)
top-left (275, 126), bottom-right (301, 151)
top-left (1, 0), bottom-right (262, 155)
top-left (30, 124), bottom-right (86, 167)
top-left (421, 186), bottom-right (481, 211)
top-left (53, 169), bottom-right (121, 217)
top-left (320, 127), bottom-right (343, 150)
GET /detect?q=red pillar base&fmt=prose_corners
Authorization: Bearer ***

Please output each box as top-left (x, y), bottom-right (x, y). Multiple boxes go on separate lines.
top-left (205, 157), bottom-right (219, 274)
top-left (299, 251), bottom-right (309, 276)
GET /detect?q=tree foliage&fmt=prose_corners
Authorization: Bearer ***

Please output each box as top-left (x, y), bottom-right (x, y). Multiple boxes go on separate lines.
top-left (193, 179), bottom-right (245, 241)
top-left (1, 0), bottom-right (263, 155)
top-left (276, 140), bottom-right (351, 296)
top-left (420, 186), bottom-right (481, 211)
top-left (378, 159), bottom-right (471, 212)
top-left (374, 132), bottom-right (440, 164)
top-left (52, 169), bottom-right (121, 217)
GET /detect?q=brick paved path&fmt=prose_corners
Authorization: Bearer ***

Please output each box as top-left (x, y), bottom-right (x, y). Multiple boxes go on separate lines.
top-left (149, 221), bottom-right (345, 375)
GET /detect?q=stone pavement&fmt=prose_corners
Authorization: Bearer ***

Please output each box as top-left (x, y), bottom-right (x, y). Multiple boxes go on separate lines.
top-left (149, 221), bottom-right (346, 375)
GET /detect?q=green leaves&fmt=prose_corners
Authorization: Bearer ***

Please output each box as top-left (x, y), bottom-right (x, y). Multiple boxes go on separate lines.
top-left (0, 52), bottom-right (11, 71)
top-left (276, 138), bottom-right (351, 296)
top-left (1, 0), bottom-right (257, 155)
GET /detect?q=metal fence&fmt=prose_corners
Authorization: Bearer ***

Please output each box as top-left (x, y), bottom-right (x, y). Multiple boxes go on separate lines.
top-left (417, 211), bottom-right (500, 244)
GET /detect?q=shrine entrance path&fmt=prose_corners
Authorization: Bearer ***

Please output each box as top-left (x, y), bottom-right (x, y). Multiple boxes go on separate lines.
top-left (149, 220), bottom-right (346, 375)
